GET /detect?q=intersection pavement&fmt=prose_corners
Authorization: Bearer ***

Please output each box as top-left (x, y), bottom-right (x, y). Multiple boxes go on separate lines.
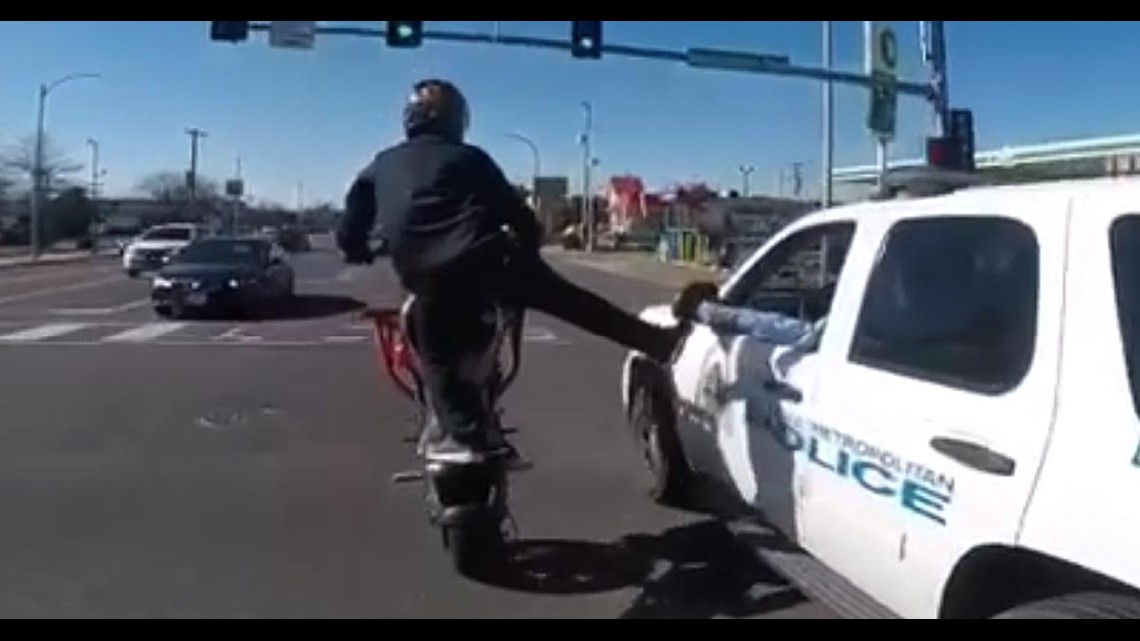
top-left (0, 241), bottom-right (834, 619)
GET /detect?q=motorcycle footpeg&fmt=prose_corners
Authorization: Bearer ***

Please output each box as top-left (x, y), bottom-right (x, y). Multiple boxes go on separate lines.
top-left (391, 469), bottom-right (425, 483)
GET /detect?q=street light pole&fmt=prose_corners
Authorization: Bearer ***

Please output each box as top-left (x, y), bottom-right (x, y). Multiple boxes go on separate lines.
top-left (86, 138), bottom-right (100, 198)
top-left (30, 72), bottom-right (99, 258)
top-left (506, 132), bottom-right (543, 232)
top-left (739, 164), bottom-right (755, 197)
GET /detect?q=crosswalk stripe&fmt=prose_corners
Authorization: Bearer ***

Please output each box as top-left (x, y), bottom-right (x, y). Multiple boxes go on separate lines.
top-left (101, 322), bottom-right (188, 343)
top-left (0, 323), bottom-right (90, 342)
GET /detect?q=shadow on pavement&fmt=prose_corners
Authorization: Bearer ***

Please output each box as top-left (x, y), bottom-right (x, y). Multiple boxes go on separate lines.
top-left (181, 295), bottom-right (366, 322)
top-left (478, 519), bottom-right (806, 619)
top-left (271, 294), bottom-right (366, 321)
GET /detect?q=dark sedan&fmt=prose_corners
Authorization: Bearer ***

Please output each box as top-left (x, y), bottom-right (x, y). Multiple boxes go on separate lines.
top-left (151, 238), bottom-right (295, 319)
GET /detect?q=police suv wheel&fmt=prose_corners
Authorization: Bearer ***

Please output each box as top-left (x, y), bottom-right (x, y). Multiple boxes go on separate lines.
top-left (993, 592), bottom-right (1140, 619)
top-left (630, 383), bottom-right (689, 506)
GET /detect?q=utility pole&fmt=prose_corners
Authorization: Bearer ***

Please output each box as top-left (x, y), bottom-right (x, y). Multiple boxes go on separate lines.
top-left (185, 127), bottom-right (207, 202)
top-left (791, 162), bottom-right (804, 198)
top-left (232, 155), bottom-right (243, 233)
top-left (580, 101), bottom-right (595, 252)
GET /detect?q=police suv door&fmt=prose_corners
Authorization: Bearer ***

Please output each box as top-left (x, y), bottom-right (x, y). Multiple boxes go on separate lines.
top-left (802, 195), bottom-right (1066, 618)
top-left (694, 218), bottom-right (857, 539)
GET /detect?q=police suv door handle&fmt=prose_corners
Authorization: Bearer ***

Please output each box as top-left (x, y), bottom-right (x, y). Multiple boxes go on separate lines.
top-left (929, 436), bottom-right (1016, 476)
top-left (762, 378), bottom-right (803, 403)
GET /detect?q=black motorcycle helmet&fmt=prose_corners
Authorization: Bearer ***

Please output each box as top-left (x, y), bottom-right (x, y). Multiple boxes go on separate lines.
top-left (402, 78), bottom-right (469, 142)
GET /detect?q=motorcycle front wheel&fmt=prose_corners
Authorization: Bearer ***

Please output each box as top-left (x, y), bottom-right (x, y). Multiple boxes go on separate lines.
top-left (442, 511), bottom-right (505, 579)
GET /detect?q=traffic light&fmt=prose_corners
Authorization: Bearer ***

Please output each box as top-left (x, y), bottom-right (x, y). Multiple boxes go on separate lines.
top-left (387, 21), bottom-right (423, 48)
top-left (571, 21), bottom-right (602, 59)
top-left (926, 136), bottom-right (955, 170)
top-left (926, 108), bottom-right (977, 171)
top-left (210, 21), bottom-right (249, 43)
top-left (949, 108), bottom-right (976, 171)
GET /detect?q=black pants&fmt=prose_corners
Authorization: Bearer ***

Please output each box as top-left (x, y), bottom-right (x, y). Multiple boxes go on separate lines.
top-left (406, 248), bottom-right (672, 443)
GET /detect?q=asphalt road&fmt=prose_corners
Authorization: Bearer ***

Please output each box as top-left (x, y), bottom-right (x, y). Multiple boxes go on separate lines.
top-left (0, 240), bottom-right (835, 618)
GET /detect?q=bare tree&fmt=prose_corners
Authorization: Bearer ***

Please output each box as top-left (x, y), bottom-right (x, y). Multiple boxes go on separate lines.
top-left (136, 170), bottom-right (220, 203)
top-left (0, 134), bottom-right (84, 196)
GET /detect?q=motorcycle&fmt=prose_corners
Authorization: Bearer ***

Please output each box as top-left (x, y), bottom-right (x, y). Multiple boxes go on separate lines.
top-left (366, 294), bottom-right (527, 577)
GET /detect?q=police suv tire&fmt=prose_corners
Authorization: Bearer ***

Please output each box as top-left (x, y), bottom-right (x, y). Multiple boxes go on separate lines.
top-left (992, 592), bottom-right (1140, 619)
top-left (630, 383), bottom-right (689, 506)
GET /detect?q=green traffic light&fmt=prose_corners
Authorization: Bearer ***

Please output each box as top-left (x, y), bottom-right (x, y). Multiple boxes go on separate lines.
top-left (398, 25), bottom-right (413, 39)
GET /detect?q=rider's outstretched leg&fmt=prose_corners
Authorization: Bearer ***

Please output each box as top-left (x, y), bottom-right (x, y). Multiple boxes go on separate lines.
top-left (506, 252), bottom-right (686, 363)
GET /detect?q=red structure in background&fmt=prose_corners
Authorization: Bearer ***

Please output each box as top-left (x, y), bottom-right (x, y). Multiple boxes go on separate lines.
top-left (604, 175), bottom-right (647, 233)
top-left (605, 175), bottom-right (711, 234)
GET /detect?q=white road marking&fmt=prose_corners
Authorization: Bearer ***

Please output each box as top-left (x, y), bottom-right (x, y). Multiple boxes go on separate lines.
top-left (334, 268), bottom-right (359, 282)
top-left (212, 327), bottom-right (244, 341)
top-left (101, 322), bottom-right (188, 343)
top-left (0, 275), bottom-right (125, 306)
top-left (322, 335), bottom-right (368, 343)
top-left (50, 298), bottom-right (151, 316)
top-left (0, 323), bottom-right (90, 342)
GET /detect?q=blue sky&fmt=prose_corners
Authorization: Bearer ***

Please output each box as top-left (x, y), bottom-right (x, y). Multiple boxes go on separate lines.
top-left (2, 21), bottom-right (1139, 205)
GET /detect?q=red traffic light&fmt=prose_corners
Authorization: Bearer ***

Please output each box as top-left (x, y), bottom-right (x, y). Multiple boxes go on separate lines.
top-left (926, 136), bottom-right (955, 169)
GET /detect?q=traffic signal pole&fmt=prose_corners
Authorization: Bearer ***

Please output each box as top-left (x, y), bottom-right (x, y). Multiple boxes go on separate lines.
top-left (241, 22), bottom-right (936, 100)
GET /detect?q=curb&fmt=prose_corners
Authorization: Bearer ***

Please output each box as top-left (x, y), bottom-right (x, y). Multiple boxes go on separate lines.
top-left (0, 253), bottom-right (105, 272)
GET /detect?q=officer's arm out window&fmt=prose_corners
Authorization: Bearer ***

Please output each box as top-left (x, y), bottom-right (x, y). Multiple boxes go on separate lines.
top-left (722, 222), bottom-right (855, 325)
top-left (849, 216), bottom-right (1039, 395)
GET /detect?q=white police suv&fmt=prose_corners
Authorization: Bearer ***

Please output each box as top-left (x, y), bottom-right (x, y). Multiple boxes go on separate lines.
top-left (622, 170), bottom-right (1140, 618)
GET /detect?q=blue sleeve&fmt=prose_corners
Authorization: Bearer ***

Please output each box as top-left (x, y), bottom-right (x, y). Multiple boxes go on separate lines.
top-left (695, 301), bottom-right (814, 345)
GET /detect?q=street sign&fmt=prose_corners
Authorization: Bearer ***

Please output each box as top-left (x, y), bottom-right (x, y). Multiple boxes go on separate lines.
top-left (225, 179), bottom-right (244, 197)
top-left (865, 21), bottom-right (899, 76)
top-left (865, 21), bottom-right (899, 140)
top-left (687, 48), bottom-right (791, 73)
top-left (269, 21), bottom-right (316, 49)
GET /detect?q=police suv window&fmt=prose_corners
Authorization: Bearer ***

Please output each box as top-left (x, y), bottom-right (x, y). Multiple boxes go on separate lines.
top-left (1109, 216), bottom-right (1140, 418)
top-left (849, 216), bottom-right (1038, 395)
top-left (723, 222), bottom-right (855, 324)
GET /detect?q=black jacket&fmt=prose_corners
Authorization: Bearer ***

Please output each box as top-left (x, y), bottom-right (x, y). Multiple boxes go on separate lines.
top-left (337, 133), bottom-right (541, 282)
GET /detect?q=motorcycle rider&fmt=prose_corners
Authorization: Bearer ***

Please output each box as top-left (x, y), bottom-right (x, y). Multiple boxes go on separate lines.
top-left (338, 78), bottom-right (685, 464)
